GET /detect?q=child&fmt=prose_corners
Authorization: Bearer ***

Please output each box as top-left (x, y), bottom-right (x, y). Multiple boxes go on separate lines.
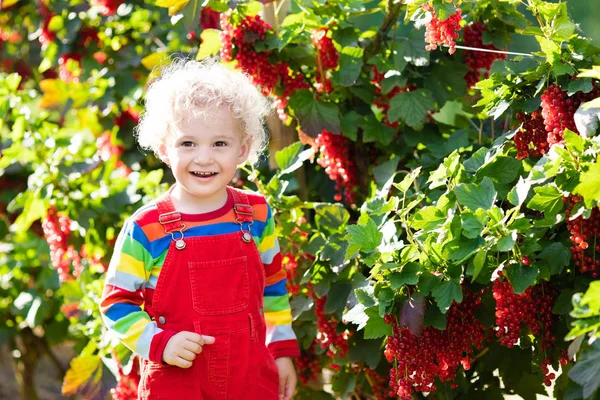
top-left (100, 58), bottom-right (299, 399)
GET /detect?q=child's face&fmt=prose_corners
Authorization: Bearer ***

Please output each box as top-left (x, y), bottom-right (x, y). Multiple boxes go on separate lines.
top-left (159, 106), bottom-right (249, 208)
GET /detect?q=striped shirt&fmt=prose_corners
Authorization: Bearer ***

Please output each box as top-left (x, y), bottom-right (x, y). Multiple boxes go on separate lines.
top-left (100, 188), bottom-right (299, 362)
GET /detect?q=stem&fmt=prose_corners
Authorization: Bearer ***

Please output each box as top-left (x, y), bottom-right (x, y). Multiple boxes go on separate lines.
top-left (35, 335), bottom-right (66, 377)
top-left (361, 0), bottom-right (403, 75)
top-left (12, 329), bottom-right (41, 400)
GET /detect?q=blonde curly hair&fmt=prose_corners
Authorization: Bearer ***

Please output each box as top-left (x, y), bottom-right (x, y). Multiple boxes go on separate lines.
top-left (135, 57), bottom-right (271, 165)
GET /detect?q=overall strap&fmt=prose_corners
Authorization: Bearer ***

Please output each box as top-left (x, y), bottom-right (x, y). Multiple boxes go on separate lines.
top-left (229, 186), bottom-right (254, 223)
top-left (228, 187), bottom-right (254, 243)
top-left (155, 192), bottom-right (185, 234)
top-left (155, 187), bottom-right (187, 250)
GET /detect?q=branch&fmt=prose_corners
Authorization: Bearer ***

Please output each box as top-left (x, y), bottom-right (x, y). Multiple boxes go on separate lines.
top-left (361, 0), bottom-right (404, 75)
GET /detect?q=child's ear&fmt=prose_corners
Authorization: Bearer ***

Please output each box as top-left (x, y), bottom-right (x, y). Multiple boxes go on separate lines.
top-left (237, 137), bottom-right (251, 163)
top-left (157, 143), bottom-right (170, 166)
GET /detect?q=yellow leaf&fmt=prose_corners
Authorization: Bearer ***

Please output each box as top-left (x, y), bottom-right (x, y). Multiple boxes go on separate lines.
top-left (1, 0), bottom-right (20, 8)
top-left (168, 1), bottom-right (188, 15)
top-left (61, 354), bottom-right (101, 396)
top-left (76, 109), bottom-right (103, 135)
top-left (155, 0), bottom-right (188, 7)
top-left (141, 52), bottom-right (170, 71)
top-left (39, 79), bottom-right (67, 109)
top-left (196, 29), bottom-right (222, 60)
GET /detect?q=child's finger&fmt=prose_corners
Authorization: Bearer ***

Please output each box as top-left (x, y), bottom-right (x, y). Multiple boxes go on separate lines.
top-left (200, 334), bottom-right (216, 345)
top-left (285, 373), bottom-right (296, 399)
top-left (279, 374), bottom-right (287, 399)
top-left (183, 340), bottom-right (203, 354)
top-left (174, 356), bottom-right (193, 369)
top-left (178, 348), bottom-right (197, 362)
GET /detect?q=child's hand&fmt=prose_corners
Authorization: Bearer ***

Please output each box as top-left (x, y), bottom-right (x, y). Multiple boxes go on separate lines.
top-left (162, 331), bottom-right (215, 368)
top-left (275, 357), bottom-right (297, 400)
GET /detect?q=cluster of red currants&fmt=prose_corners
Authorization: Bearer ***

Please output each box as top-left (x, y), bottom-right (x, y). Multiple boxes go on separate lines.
top-left (311, 28), bottom-right (338, 94)
top-left (384, 288), bottom-right (486, 398)
top-left (565, 196), bottom-right (600, 277)
top-left (314, 296), bottom-right (350, 363)
top-left (314, 130), bottom-right (359, 204)
top-left (110, 353), bottom-right (141, 400)
top-left (513, 110), bottom-right (550, 159)
top-left (422, 4), bottom-right (463, 55)
top-left (42, 206), bottom-right (82, 281)
top-left (462, 22), bottom-right (506, 88)
top-left (492, 276), bottom-right (562, 385)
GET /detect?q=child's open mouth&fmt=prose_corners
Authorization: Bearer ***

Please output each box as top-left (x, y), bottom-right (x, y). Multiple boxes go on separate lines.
top-left (190, 171), bottom-right (218, 178)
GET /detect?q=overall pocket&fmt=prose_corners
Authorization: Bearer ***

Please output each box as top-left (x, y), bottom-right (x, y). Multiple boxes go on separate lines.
top-left (189, 256), bottom-right (250, 316)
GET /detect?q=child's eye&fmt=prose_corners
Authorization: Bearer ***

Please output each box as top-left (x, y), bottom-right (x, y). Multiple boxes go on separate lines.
top-left (180, 141), bottom-right (195, 147)
top-left (214, 141), bottom-right (228, 147)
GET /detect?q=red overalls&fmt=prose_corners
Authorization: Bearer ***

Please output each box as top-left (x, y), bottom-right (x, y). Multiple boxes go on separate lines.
top-left (139, 187), bottom-right (280, 399)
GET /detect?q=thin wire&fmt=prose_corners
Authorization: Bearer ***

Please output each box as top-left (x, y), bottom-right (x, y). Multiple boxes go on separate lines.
top-left (444, 44), bottom-right (538, 57)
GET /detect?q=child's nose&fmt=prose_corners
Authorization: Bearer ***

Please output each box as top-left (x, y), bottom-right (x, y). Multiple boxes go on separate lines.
top-left (193, 146), bottom-right (215, 163)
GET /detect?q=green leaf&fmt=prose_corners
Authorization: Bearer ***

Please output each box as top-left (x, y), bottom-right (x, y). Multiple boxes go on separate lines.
top-left (275, 142), bottom-right (314, 175)
top-left (344, 303), bottom-right (369, 329)
top-left (527, 185), bottom-right (564, 216)
top-left (411, 206), bottom-right (446, 231)
top-left (536, 36), bottom-right (561, 65)
top-left (388, 263), bottom-right (421, 289)
top-left (568, 340), bottom-right (600, 399)
top-left (432, 280), bottom-right (463, 313)
top-left (423, 303), bottom-right (447, 330)
top-left (431, 100), bottom-right (473, 127)
top-left (324, 282), bottom-right (352, 313)
top-left (568, 79), bottom-right (593, 96)
top-left (388, 89), bottom-right (435, 130)
top-left (12, 196), bottom-right (46, 233)
top-left (340, 111), bottom-right (360, 141)
top-left (563, 129), bottom-right (586, 155)
top-left (472, 249), bottom-right (487, 281)
top-left (424, 59), bottom-right (468, 105)
top-left (314, 204), bottom-right (350, 232)
top-left (461, 209), bottom-right (488, 239)
top-left (345, 218), bottom-right (383, 254)
top-left (581, 281), bottom-right (600, 312)
top-left (537, 242), bottom-right (571, 276)
top-left (364, 307), bottom-right (393, 339)
top-left (373, 156), bottom-right (400, 193)
top-left (394, 167), bottom-right (422, 193)
top-left (495, 231), bottom-right (516, 252)
top-left (361, 118), bottom-right (396, 145)
top-left (445, 236), bottom-right (484, 262)
top-left (477, 156), bottom-right (521, 184)
top-left (505, 265), bottom-right (538, 294)
top-left (574, 160), bottom-right (600, 203)
top-left (181, 0), bottom-right (202, 31)
top-left (336, 46), bottom-right (364, 86)
top-left (507, 176), bottom-right (533, 207)
top-left (196, 29), bottom-right (221, 60)
top-left (348, 334), bottom-right (383, 369)
top-left (355, 286), bottom-right (377, 307)
top-left (418, 272), bottom-right (443, 297)
top-left (455, 177), bottom-right (497, 211)
top-left (395, 29), bottom-right (429, 67)
top-left (463, 147), bottom-right (490, 174)
top-left (288, 90), bottom-right (340, 137)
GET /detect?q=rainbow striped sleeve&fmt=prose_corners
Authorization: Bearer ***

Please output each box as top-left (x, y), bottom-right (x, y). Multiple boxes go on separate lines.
top-left (100, 216), bottom-right (174, 362)
top-left (259, 203), bottom-right (300, 359)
